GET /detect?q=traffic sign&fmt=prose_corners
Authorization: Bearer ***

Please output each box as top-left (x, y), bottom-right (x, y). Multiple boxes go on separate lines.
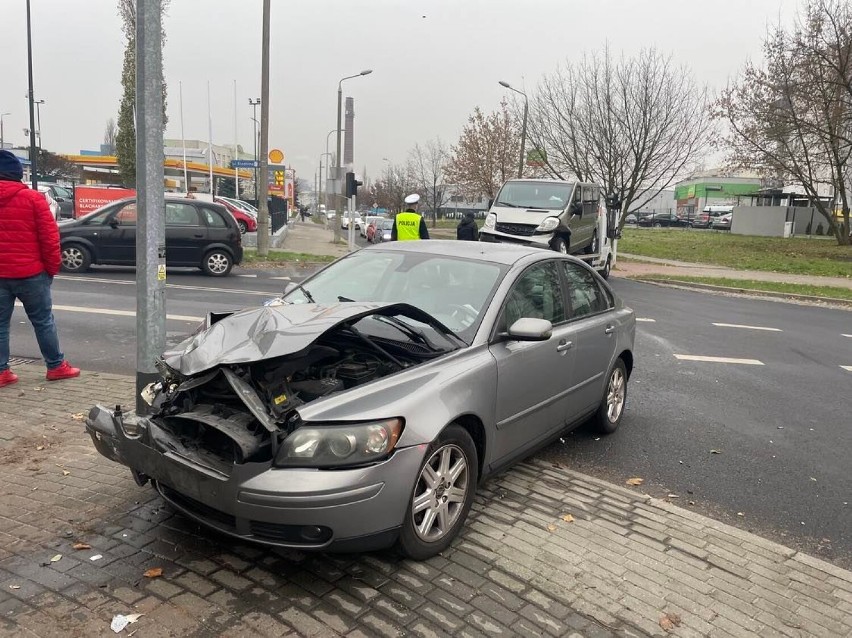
top-left (231, 159), bottom-right (258, 168)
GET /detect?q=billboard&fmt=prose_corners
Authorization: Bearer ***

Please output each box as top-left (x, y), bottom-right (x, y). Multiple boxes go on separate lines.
top-left (74, 186), bottom-right (136, 217)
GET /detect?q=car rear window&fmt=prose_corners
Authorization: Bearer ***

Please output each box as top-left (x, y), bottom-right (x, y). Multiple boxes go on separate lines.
top-left (201, 207), bottom-right (228, 228)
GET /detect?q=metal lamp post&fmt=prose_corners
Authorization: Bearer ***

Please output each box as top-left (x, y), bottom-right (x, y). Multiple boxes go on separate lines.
top-left (249, 98), bottom-right (260, 199)
top-left (320, 151), bottom-right (333, 213)
top-left (25, 0), bottom-right (38, 188)
top-left (499, 80), bottom-right (528, 178)
top-left (335, 70), bottom-right (372, 240)
top-left (34, 99), bottom-right (44, 149)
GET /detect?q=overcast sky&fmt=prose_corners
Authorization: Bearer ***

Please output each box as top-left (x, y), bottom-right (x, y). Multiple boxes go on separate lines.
top-left (2, 0), bottom-right (799, 184)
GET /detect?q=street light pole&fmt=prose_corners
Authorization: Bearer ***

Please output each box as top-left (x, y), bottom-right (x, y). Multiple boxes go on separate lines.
top-left (249, 98), bottom-right (260, 199)
top-left (25, 0), bottom-right (38, 188)
top-left (34, 99), bottom-right (44, 150)
top-left (257, 0), bottom-right (271, 256)
top-left (499, 80), bottom-right (528, 178)
top-left (320, 151), bottom-right (333, 212)
top-left (335, 70), bottom-right (372, 241)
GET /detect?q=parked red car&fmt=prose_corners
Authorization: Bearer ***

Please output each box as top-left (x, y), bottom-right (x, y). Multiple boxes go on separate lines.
top-left (214, 197), bottom-right (257, 234)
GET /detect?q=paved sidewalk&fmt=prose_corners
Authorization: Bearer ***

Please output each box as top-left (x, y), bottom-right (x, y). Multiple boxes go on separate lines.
top-left (1, 367), bottom-right (851, 637)
top-left (615, 254), bottom-right (852, 290)
top-left (279, 219), bottom-right (351, 259)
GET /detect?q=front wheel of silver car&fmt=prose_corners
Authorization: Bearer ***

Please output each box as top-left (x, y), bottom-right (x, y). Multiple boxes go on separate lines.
top-left (594, 358), bottom-right (628, 434)
top-left (398, 424), bottom-right (478, 560)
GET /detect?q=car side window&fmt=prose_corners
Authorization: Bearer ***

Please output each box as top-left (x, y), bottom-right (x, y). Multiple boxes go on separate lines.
top-left (562, 262), bottom-right (610, 319)
top-left (499, 262), bottom-right (565, 332)
top-left (202, 207), bottom-right (228, 228)
top-left (582, 186), bottom-right (597, 203)
top-left (114, 203), bottom-right (137, 226)
top-left (165, 203), bottom-right (201, 226)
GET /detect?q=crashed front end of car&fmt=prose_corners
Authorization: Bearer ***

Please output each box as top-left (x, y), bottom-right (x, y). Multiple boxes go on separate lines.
top-left (85, 302), bottom-right (458, 551)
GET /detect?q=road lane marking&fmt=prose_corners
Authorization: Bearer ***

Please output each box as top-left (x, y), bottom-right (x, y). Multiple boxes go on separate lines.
top-left (636, 318), bottom-right (656, 323)
top-left (55, 275), bottom-right (272, 296)
top-left (236, 274), bottom-right (258, 278)
top-left (842, 366), bottom-right (852, 373)
top-left (270, 276), bottom-right (291, 281)
top-left (843, 334), bottom-right (852, 338)
top-left (712, 323), bottom-right (782, 332)
top-left (14, 301), bottom-right (202, 323)
top-left (674, 354), bottom-right (765, 366)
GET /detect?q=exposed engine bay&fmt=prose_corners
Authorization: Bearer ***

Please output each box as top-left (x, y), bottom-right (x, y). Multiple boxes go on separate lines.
top-left (137, 303), bottom-right (459, 473)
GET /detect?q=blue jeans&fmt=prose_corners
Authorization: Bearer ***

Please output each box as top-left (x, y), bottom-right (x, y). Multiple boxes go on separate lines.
top-left (0, 273), bottom-right (64, 371)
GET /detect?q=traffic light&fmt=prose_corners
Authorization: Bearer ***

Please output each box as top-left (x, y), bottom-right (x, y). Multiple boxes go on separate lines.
top-left (605, 192), bottom-right (621, 211)
top-left (345, 172), bottom-right (363, 198)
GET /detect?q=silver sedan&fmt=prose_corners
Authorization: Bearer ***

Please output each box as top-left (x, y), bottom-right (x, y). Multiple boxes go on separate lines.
top-left (86, 241), bottom-right (635, 559)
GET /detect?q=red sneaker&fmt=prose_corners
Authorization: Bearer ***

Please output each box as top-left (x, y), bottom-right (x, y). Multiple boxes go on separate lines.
top-left (0, 369), bottom-right (19, 387)
top-left (45, 361), bottom-right (81, 381)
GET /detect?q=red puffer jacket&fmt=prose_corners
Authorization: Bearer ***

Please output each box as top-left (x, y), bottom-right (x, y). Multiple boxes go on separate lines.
top-left (0, 180), bottom-right (61, 278)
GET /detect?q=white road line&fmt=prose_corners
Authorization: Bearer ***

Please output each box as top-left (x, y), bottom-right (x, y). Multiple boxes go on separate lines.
top-left (843, 334), bottom-right (852, 338)
top-left (270, 276), bottom-right (291, 281)
top-left (712, 322), bottom-right (782, 332)
top-left (636, 318), bottom-right (656, 323)
top-left (55, 275), bottom-right (271, 296)
top-left (841, 366), bottom-right (852, 373)
top-left (674, 354), bottom-right (765, 366)
top-left (236, 274), bottom-right (258, 278)
top-left (14, 301), bottom-right (202, 323)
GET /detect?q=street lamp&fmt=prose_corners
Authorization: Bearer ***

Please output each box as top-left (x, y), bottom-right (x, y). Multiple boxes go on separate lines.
top-left (335, 70), bottom-right (372, 240)
top-left (249, 98), bottom-right (260, 198)
top-left (25, 0), bottom-right (38, 188)
top-left (499, 80), bottom-right (528, 178)
top-left (0, 113), bottom-right (9, 149)
top-left (320, 151), bottom-right (333, 210)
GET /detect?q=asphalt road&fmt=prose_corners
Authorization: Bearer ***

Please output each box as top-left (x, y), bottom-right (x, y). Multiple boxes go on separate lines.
top-left (6, 267), bottom-right (851, 567)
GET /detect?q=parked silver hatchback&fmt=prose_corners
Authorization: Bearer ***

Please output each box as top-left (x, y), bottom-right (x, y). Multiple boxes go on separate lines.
top-left (86, 241), bottom-right (635, 559)
top-left (480, 179), bottom-right (602, 254)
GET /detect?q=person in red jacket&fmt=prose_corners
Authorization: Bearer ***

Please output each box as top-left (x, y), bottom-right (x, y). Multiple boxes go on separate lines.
top-left (0, 151), bottom-right (80, 387)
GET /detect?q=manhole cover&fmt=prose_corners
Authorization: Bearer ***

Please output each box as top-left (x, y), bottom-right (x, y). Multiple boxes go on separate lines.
top-left (7, 357), bottom-right (39, 366)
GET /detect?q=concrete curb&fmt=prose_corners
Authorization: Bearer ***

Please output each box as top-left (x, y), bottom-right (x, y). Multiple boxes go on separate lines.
top-left (629, 276), bottom-right (852, 309)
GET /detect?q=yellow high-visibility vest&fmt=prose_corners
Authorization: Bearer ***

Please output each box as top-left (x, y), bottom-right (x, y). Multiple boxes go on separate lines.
top-left (395, 212), bottom-right (422, 241)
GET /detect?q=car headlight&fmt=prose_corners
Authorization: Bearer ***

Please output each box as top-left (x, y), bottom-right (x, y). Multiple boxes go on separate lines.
top-left (484, 213), bottom-right (496, 229)
top-left (274, 418), bottom-right (404, 468)
top-left (535, 217), bottom-right (560, 232)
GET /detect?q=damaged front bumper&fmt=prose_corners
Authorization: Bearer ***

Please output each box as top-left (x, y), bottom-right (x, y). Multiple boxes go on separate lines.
top-left (86, 405), bottom-right (425, 551)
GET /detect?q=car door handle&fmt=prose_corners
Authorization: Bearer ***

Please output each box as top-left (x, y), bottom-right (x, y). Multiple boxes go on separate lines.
top-left (193, 233), bottom-right (204, 238)
top-left (604, 325), bottom-right (615, 334)
top-left (556, 340), bottom-right (573, 352)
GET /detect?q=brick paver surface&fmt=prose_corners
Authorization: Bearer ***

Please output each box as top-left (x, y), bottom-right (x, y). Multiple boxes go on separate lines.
top-left (1, 367), bottom-right (851, 637)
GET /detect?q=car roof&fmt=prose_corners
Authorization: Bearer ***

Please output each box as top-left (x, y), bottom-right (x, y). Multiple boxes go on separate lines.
top-left (362, 239), bottom-right (584, 267)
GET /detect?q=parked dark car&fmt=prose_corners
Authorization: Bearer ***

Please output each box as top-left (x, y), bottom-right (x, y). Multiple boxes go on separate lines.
top-left (636, 212), bottom-right (690, 228)
top-left (692, 206), bottom-right (733, 229)
top-left (58, 197), bottom-right (243, 276)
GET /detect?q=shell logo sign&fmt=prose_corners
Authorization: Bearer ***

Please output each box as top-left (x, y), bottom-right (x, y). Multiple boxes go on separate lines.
top-left (268, 149), bottom-right (284, 164)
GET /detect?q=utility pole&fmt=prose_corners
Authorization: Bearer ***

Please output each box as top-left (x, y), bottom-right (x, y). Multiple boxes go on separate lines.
top-left (257, 0), bottom-right (271, 256)
top-left (25, 0), bottom-right (38, 188)
top-left (135, 0), bottom-right (166, 413)
top-left (249, 98), bottom-right (260, 199)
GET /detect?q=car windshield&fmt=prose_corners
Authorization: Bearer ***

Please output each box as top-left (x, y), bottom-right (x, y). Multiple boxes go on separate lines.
top-left (283, 250), bottom-right (506, 343)
top-left (494, 181), bottom-right (574, 210)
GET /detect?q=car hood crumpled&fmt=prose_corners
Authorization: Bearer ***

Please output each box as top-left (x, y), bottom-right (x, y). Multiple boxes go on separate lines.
top-left (162, 301), bottom-right (450, 377)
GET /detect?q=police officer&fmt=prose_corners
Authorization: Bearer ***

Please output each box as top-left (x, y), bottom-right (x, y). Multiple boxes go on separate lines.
top-left (391, 193), bottom-right (430, 241)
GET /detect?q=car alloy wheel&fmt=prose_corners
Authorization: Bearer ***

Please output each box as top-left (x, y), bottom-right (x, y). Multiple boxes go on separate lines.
top-left (238, 220), bottom-right (248, 234)
top-left (204, 251), bottom-right (231, 276)
top-left (411, 443), bottom-right (469, 543)
top-left (606, 366), bottom-right (626, 422)
top-left (61, 245), bottom-right (91, 273)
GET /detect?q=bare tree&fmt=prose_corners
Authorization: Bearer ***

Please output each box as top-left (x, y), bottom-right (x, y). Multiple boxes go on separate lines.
top-left (445, 101), bottom-right (520, 200)
top-left (407, 138), bottom-right (451, 227)
top-left (103, 118), bottom-right (117, 154)
top-left (714, 0), bottom-right (852, 245)
top-left (526, 47), bottom-right (711, 229)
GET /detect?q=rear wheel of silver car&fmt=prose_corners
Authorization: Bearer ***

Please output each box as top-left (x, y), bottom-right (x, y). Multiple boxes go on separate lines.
top-left (201, 250), bottom-right (233, 277)
top-left (61, 244), bottom-right (91, 273)
top-left (594, 358), bottom-right (628, 434)
top-left (399, 425), bottom-right (478, 560)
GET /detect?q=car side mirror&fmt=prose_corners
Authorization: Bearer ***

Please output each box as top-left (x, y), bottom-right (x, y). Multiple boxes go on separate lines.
top-left (506, 318), bottom-right (553, 341)
top-left (109, 219), bottom-right (119, 229)
top-left (570, 202), bottom-right (582, 216)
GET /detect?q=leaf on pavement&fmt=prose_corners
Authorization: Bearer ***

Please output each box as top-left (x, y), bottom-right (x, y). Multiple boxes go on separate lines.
top-left (36, 445), bottom-right (44, 451)
top-left (72, 543), bottom-right (91, 550)
top-left (659, 612), bottom-right (682, 632)
top-left (626, 477), bottom-right (644, 486)
top-left (9, 585), bottom-right (20, 590)
top-left (62, 470), bottom-right (70, 476)
top-left (561, 514), bottom-right (575, 523)
top-left (710, 449), bottom-right (722, 454)
top-left (143, 567), bottom-right (163, 578)
top-left (70, 413), bottom-right (85, 421)
top-left (50, 554), bottom-right (62, 563)
top-left (546, 524), bottom-right (557, 532)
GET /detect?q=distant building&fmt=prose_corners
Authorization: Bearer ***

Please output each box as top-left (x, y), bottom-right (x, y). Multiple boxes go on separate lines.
top-left (674, 169), bottom-right (762, 217)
